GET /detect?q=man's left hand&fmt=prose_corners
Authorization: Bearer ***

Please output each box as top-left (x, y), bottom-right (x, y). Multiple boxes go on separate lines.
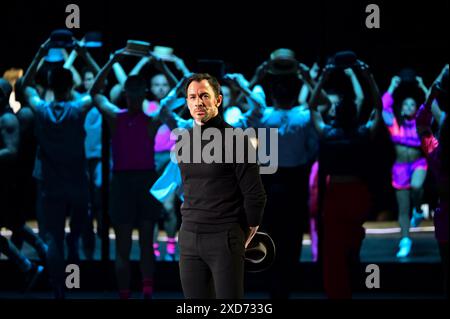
top-left (245, 226), bottom-right (259, 248)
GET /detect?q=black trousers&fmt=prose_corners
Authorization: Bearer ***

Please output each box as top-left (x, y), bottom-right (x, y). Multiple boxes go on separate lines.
top-left (179, 223), bottom-right (245, 299)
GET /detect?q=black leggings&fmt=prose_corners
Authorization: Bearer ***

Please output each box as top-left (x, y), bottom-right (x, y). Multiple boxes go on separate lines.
top-left (113, 221), bottom-right (156, 291)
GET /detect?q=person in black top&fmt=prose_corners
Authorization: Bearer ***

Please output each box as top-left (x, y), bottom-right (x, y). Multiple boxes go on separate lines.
top-left (309, 61), bottom-right (382, 299)
top-left (176, 73), bottom-right (266, 299)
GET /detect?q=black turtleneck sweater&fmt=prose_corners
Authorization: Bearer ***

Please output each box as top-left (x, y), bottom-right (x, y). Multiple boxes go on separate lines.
top-left (177, 115), bottom-right (266, 233)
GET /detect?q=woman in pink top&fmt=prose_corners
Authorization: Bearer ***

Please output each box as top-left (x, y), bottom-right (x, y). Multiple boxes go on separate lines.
top-left (91, 49), bottom-right (164, 299)
top-left (144, 74), bottom-right (179, 262)
top-left (382, 75), bottom-right (428, 258)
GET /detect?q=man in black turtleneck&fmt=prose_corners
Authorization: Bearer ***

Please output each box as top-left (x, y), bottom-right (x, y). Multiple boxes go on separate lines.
top-left (176, 73), bottom-right (266, 299)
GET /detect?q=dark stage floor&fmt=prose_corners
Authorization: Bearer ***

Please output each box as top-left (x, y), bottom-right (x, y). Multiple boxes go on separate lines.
top-left (0, 221), bottom-right (446, 299)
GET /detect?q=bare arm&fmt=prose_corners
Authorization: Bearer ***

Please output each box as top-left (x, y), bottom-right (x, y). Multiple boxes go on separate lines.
top-left (298, 63), bottom-right (330, 110)
top-left (129, 56), bottom-right (151, 76)
top-left (345, 67), bottom-right (364, 118)
top-left (359, 64), bottom-right (382, 136)
top-left (298, 62), bottom-right (320, 105)
top-left (90, 49), bottom-right (125, 97)
top-left (62, 48), bottom-right (82, 87)
top-left (416, 76), bottom-right (429, 96)
top-left (158, 75), bottom-right (192, 130)
top-left (223, 73), bottom-right (266, 109)
top-left (235, 61), bottom-right (269, 105)
top-left (387, 75), bottom-right (401, 96)
top-left (429, 65), bottom-right (448, 124)
top-left (309, 67), bottom-right (331, 137)
top-left (75, 42), bottom-right (101, 75)
top-left (112, 61), bottom-right (128, 86)
top-left (23, 86), bottom-right (43, 113)
top-left (92, 93), bottom-right (120, 133)
top-left (172, 55), bottom-right (191, 77)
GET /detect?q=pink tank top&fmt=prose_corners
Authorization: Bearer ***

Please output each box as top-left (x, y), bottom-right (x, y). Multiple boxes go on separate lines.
top-left (144, 100), bottom-right (176, 152)
top-left (111, 110), bottom-right (155, 171)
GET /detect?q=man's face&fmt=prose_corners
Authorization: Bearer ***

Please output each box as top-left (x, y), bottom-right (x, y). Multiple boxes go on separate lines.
top-left (150, 74), bottom-right (170, 100)
top-left (186, 80), bottom-right (222, 124)
top-left (83, 72), bottom-right (95, 91)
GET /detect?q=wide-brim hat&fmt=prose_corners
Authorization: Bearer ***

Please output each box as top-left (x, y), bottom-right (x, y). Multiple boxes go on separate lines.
top-left (84, 31), bottom-right (103, 48)
top-left (49, 29), bottom-right (75, 49)
top-left (153, 45), bottom-right (175, 61)
top-left (268, 48), bottom-right (298, 75)
top-left (124, 40), bottom-right (151, 56)
top-left (245, 232), bottom-right (276, 273)
top-left (45, 48), bottom-right (64, 63)
top-left (333, 50), bottom-right (358, 69)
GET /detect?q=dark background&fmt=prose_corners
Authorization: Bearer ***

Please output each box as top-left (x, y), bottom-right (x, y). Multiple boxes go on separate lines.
top-left (1, 0), bottom-right (448, 89)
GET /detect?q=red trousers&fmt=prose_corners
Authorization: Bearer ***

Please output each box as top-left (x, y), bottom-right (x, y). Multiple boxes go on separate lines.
top-left (323, 180), bottom-right (371, 299)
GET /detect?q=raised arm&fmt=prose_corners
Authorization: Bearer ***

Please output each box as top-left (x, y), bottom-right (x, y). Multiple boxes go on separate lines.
top-left (129, 56), bottom-right (151, 76)
top-left (235, 61), bottom-right (270, 106)
top-left (62, 48), bottom-right (82, 87)
top-left (359, 63), bottom-right (382, 136)
top-left (298, 63), bottom-right (331, 111)
top-left (415, 76), bottom-right (429, 97)
top-left (90, 49), bottom-right (125, 97)
top-left (416, 65), bottom-right (448, 136)
top-left (74, 41), bottom-right (101, 75)
top-left (158, 75), bottom-right (192, 130)
top-left (298, 62), bottom-right (320, 105)
top-left (172, 55), bottom-right (191, 77)
top-left (223, 73), bottom-right (266, 109)
top-left (344, 66), bottom-right (364, 118)
top-left (309, 65), bottom-right (333, 137)
top-left (429, 64), bottom-right (448, 125)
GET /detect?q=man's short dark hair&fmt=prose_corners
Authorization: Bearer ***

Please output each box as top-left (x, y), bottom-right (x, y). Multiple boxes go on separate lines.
top-left (47, 67), bottom-right (73, 95)
top-left (185, 73), bottom-right (221, 98)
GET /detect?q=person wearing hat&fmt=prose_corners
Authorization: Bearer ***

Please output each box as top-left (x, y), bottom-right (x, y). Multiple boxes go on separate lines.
top-left (89, 46), bottom-right (185, 299)
top-left (108, 47), bottom-right (191, 262)
top-left (309, 61), bottom-right (382, 298)
top-left (242, 49), bottom-right (322, 299)
top-left (20, 37), bottom-right (97, 298)
top-left (174, 73), bottom-right (266, 299)
top-left (416, 65), bottom-right (448, 293)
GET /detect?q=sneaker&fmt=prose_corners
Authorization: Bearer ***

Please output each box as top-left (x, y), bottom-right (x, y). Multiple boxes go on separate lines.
top-left (153, 243), bottom-right (161, 261)
top-left (396, 237), bottom-right (412, 258)
top-left (410, 209), bottom-right (425, 228)
top-left (24, 263), bottom-right (44, 292)
top-left (164, 239), bottom-right (177, 261)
